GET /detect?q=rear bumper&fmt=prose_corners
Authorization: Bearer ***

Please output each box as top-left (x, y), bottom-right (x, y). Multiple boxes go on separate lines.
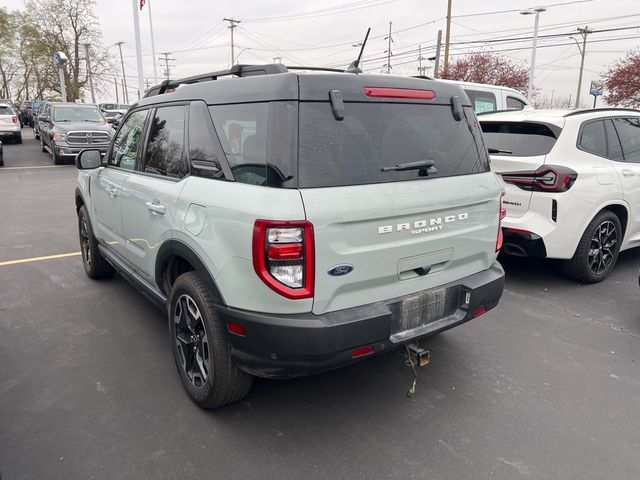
top-left (501, 228), bottom-right (547, 258)
top-left (216, 262), bottom-right (504, 379)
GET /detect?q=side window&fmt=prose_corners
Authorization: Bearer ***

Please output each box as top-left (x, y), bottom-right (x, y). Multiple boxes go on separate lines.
top-left (604, 119), bottom-right (624, 161)
top-left (612, 117), bottom-right (640, 163)
top-left (578, 120), bottom-right (607, 158)
top-left (188, 101), bottom-right (227, 180)
top-left (209, 102), bottom-right (297, 188)
top-left (142, 105), bottom-right (188, 178)
top-left (464, 89), bottom-right (497, 113)
top-left (506, 96), bottom-right (526, 110)
top-left (110, 109), bottom-right (149, 170)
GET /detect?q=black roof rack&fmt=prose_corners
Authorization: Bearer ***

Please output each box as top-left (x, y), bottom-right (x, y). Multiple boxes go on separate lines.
top-left (144, 63), bottom-right (288, 98)
top-left (412, 75), bottom-right (434, 81)
top-left (287, 66), bottom-right (346, 73)
top-left (564, 107), bottom-right (640, 117)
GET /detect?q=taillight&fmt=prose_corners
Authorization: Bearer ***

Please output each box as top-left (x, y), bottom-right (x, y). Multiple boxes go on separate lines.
top-left (502, 165), bottom-right (577, 192)
top-left (364, 87), bottom-right (436, 100)
top-left (11, 116), bottom-right (17, 124)
top-left (252, 220), bottom-right (314, 299)
top-left (496, 192), bottom-right (507, 252)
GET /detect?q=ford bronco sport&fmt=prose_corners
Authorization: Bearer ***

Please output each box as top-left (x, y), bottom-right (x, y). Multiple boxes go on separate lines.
top-left (74, 64), bottom-right (505, 408)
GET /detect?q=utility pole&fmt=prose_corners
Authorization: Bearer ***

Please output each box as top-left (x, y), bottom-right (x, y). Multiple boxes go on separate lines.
top-left (114, 76), bottom-right (119, 103)
top-left (131, 0), bottom-right (145, 100)
top-left (574, 26), bottom-right (592, 108)
top-left (223, 18), bottom-right (241, 66)
top-left (384, 21), bottom-right (393, 74)
top-left (115, 42), bottom-right (129, 103)
top-left (159, 52), bottom-right (175, 80)
top-left (84, 44), bottom-right (96, 104)
top-left (433, 29), bottom-right (442, 78)
top-left (417, 45), bottom-right (426, 76)
top-left (443, 0), bottom-right (452, 75)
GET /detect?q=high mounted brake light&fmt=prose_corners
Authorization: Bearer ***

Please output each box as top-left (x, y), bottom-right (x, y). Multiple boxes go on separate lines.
top-left (253, 220), bottom-right (314, 299)
top-left (364, 87), bottom-right (436, 100)
top-left (502, 165), bottom-right (578, 192)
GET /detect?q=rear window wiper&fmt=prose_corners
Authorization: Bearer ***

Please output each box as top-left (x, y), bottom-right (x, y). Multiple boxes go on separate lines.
top-left (487, 148), bottom-right (513, 155)
top-left (381, 159), bottom-right (436, 172)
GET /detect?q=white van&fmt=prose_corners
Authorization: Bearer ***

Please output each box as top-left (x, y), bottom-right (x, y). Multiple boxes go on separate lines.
top-left (438, 79), bottom-right (529, 114)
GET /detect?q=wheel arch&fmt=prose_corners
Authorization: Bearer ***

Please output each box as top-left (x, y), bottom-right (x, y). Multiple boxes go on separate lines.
top-left (155, 240), bottom-right (225, 305)
top-left (583, 201), bottom-right (630, 240)
top-left (75, 187), bottom-right (86, 211)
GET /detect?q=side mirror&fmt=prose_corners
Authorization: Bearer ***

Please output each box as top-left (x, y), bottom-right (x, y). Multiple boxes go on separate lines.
top-left (76, 149), bottom-right (103, 170)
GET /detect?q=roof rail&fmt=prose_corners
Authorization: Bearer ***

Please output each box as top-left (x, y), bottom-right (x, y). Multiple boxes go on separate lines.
top-left (564, 107), bottom-right (640, 117)
top-left (412, 75), bottom-right (434, 81)
top-left (287, 66), bottom-right (347, 73)
top-left (144, 63), bottom-right (289, 98)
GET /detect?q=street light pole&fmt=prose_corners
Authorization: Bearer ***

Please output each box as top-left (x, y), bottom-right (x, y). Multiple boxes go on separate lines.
top-left (520, 6), bottom-right (547, 102)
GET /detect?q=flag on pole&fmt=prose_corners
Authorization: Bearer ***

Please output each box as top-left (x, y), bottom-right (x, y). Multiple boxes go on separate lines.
top-left (140, 0), bottom-right (145, 10)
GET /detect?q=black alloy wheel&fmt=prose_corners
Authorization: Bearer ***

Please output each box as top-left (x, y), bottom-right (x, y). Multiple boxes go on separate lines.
top-left (588, 220), bottom-right (617, 276)
top-left (174, 294), bottom-right (211, 389)
top-left (79, 215), bottom-right (91, 270)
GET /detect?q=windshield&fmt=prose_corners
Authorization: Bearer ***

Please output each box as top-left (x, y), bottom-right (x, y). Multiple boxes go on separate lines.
top-left (53, 107), bottom-right (105, 123)
top-left (480, 121), bottom-right (559, 157)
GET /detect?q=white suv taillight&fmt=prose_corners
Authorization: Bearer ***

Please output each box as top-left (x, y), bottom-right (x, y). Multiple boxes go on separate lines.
top-left (253, 220), bottom-right (314, 299)
top-left (496, 192), bottom-right (507, 252)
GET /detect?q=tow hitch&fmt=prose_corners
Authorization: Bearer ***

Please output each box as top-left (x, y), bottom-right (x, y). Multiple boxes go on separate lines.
top-left (404, 343), bottom-right (430, 397)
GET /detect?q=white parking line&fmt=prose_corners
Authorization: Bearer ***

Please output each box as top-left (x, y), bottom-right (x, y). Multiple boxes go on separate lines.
top-left (0, 252), bottom-right (81, 267)
top-left (0, 165), bottom-right (72, 170)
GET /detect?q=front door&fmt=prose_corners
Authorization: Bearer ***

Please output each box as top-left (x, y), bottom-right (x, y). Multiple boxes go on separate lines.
top-left (120, 105), bottom-right (189, 280)
top-left (92, 109), bottom-right (150, 258)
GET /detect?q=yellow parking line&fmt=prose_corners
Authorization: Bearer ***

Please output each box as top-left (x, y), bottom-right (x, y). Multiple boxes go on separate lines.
top-left (0, 165), bottom-right (71, 170)
top-left (0, 251), bottom-right (81, 267)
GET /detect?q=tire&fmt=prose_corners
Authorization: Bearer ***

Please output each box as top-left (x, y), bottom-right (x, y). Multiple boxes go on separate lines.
top-left (561, 210), bottom-right (622, 283)
top-left (14, 133), bottom-right (22, 144)
top-left (169, 271), bottom-right (253, 409)
top-left (40, 135), bottom-right (46, 152)
top-left (77, 205), bottom-right (114, 279)
top-left (51, 141), bottom-right (62, 164)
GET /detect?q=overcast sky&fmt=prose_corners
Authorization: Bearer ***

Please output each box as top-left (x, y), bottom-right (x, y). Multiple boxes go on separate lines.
top-left (5, 0), bottom-right (640, 103)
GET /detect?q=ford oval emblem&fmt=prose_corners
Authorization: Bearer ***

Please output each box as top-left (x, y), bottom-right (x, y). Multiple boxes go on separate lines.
top-left (328, 264), bottom-right (354, 277)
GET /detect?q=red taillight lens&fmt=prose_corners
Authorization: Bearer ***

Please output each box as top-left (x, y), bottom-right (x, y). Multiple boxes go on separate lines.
top-left (253, 220), bottom-right (314, 299)
top-left (364, 87), bottom-right (436, 100)
top-left (502, 165), bottom-right (578, 192)
top-left (496, 192), bottom-right (506, 252)
top-left (11, 116), bottom-right (17, 124)
top-left (352, 345), bottom-right (375, 358)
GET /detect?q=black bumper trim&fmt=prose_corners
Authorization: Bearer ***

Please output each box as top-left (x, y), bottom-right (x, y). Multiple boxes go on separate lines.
top-left (502, 229), bottom-right (547, 258)
top-left (217, 262), bottom-right (504, 379)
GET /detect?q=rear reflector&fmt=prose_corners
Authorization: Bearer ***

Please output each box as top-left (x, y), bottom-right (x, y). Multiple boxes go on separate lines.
top-left (267, 243), bottom-right (303, 260)
top-left (352, 345), bottom-right (375, 358)
top-left (472, 305), bottom-right (487, 317)
top-left (227, 322), bottom-right (246, 337)
top-left (364, 87), bottom-right (436, 100)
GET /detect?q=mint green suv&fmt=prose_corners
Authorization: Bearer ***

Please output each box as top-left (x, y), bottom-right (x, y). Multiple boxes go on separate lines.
top-left (74, 64), bottom-right (505, 408)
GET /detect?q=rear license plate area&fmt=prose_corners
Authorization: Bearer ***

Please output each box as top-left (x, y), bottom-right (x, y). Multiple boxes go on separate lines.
top-left (390, 286), bottom-right (460, 334)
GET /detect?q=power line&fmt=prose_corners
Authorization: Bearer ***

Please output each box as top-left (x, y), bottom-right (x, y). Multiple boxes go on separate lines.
top-left (243, 0), bottom-right (398, 23)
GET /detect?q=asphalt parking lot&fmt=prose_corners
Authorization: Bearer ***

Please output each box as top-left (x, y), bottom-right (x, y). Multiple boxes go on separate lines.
top-left (1, 128), bottom-right (640, 479)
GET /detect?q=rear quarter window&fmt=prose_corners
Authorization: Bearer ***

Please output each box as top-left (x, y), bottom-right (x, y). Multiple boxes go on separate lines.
top-left (464, 89), bottom-right (497, 113)
top-left (481, 121), bottom-right (559, 157)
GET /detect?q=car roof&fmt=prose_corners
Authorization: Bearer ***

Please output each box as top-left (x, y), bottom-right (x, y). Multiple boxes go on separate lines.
top-left (436, 78), bottom-right (525, 95)
top-left (52, 103), bottom-right (99, 108)
top-left (136, 65), bottom-right (472, 108)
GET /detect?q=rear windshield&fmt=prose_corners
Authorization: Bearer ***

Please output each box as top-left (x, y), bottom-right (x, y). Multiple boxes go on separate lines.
top-left (481, 121), bottom-right (559, 157)
top-left (298, 103), bottom-right (489, 188)
top-left (0, 105), bottom-right (14, 115)
top-left (209, 101), bottom-right (489, 188)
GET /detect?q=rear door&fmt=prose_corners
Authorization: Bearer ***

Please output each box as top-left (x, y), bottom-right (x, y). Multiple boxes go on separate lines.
top-left (609, 117), bottom-right (640, 243)
top-left (120, 104), bottom-right (189, 279)
top-left (297, 101), bottom-right (501, 315)
top-left (480, 120), bottom-right (561, 217)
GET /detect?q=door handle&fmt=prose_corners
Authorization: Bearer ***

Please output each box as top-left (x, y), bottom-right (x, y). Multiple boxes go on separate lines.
top-left (145, 201), bottom-right (166, 215)
top-left (622, 169), bottom-right (635, 177)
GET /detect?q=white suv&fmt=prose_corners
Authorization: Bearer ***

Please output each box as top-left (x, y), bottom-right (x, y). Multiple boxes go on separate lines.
top-left (480, 108), bottom-right (640, 283)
